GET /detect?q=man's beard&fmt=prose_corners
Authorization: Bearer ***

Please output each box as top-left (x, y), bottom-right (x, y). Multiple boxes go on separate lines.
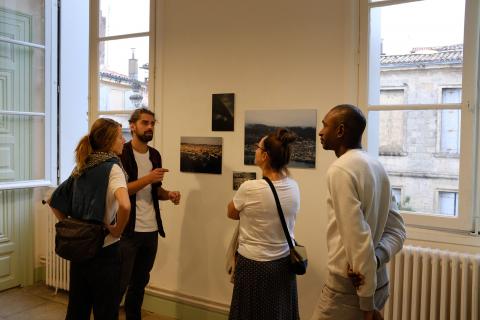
top-left (138, 131), bottom-right (153, 143)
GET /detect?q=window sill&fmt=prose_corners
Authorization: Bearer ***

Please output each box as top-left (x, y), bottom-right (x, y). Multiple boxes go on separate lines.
top-left (406, 225), bottom-right (480, 248)
top-left (0, 180), bottom-right (53, 190)
top-left (433, 152), bottom-right (460, 159)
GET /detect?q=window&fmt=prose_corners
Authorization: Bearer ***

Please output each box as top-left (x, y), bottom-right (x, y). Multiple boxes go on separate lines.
top-left (89, 0), bottom-right (155, 136)
top-left (360, 0), bottom-right (478, 231)
top-left (392, 187), bottom-right (402, 207)
top-left (439, 88), bottom-right (461, 154)
top-left (0, 0), bottom-right (57, 189)
top-left (438, 191), bottom-right (459, 216)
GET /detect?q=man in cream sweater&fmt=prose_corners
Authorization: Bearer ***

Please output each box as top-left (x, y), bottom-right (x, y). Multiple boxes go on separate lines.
top-left (311, 104), bottom-right (406, 320)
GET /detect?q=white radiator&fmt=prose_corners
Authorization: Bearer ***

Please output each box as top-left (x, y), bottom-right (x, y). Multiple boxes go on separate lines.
top-left (46, 211), bottom-right (70, 291)
top-left (384, 245), bottom-right (480, 320)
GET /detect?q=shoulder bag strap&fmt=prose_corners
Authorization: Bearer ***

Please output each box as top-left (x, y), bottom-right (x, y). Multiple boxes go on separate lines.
top-left (263, 176), bottom-right (294, 249)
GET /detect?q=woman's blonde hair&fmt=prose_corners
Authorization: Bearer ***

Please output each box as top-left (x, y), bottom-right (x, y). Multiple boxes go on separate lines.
top-left (75, 118), bottom-right (121, 171)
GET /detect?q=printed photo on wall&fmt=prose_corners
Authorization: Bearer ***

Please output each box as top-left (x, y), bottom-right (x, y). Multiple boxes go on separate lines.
top-left (244, 109), bottom-right (317, 168)
top-left (233, 171), bottom-right (257, 190)
top-left (212, 93), bottom-right (234, 131)
top-left (180, 137), bottom-right (223, 174)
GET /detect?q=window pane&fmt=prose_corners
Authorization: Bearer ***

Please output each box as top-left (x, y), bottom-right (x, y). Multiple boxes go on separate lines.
top-left (0, 115), bottom-right (44, 182)
top-left (438, 191), bottom-right (458, 216)
top-left (100, 0), bottom-right (149, 37)
top-left (99, 37), bottom-right (149, 111)
top-left (392, 187), bottom-right (402, 208)
top-left (370, 0), bottom-right (465, 105)
top-left (373, 110), bottom-right (460, 215)
top-left (0, 0), bottom-right (45, 45)
top-left (0, 44), bottom-right (45, 113)
top-left (99, 114), bottom-right (132, 141)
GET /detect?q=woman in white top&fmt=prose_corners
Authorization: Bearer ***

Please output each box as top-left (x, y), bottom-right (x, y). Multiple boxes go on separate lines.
top-left (49, 118), bottom-right (130, 320)
top-left (227, 128), bottom-right (301, 320)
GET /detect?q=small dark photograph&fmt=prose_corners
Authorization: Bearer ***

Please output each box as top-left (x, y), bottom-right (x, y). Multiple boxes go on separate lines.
top-left (180, 137), bottom-right (223, 174)
top-left (212, 93), bottom-right (234, 131)
top-left (233, 171), bottom-right (257, 190)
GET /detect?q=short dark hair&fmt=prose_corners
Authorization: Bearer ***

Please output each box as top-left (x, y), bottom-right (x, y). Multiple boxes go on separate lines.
top-left (263, 128), bottom-right (297, 172)
top-left (330, 104), bottom-right (366, 147)
top-left (129, 108), bottom-right (155, 124)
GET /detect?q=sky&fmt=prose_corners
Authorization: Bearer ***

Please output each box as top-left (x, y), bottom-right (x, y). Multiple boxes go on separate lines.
top-left (378, 0), bottom-right (465, 55)
top-left (100, 0), bottom-right (150, 79)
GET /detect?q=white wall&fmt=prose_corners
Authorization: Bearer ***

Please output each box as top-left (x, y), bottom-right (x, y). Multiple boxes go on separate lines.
top-left (149, 0), bottom-right (358, 317)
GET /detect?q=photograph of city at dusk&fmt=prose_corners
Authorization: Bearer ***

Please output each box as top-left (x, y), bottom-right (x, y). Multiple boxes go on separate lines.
top-left (180, 137), bottom-right (223, 174)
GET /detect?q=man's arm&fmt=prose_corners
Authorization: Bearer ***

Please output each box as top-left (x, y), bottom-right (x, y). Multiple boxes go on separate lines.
top-left (328, 167), bottom-right (377, 311)
top-left (158, 187), bottom-right (181, 204)
top-left (127, 168), bottom-right (169, 195)
top-left (375, 199), bottom-right (406, 268)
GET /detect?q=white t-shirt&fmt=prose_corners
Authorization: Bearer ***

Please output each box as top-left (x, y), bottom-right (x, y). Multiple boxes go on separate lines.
top-left (133, 149), bottom-right (158, 232)
top-left (103, 164), bottom-right (128, 247)
top-left (233, 177), bottom-right (300, 261)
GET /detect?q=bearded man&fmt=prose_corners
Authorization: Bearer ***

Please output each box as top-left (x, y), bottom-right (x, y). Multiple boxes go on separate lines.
top-left (119, 108), bottom-right (181, 320)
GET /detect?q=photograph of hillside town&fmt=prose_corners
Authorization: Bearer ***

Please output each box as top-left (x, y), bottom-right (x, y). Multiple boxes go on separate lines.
top-left (180, 137), bottom-right (223, 174)
top-left (244, 109), bottom-right (317, 168)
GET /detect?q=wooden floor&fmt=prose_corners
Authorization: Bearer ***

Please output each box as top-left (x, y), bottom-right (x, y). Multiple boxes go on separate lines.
top-left (0, 283), bottom-right (174, 320)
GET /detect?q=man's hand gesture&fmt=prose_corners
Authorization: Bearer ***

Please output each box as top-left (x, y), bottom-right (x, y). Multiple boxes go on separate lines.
top-left (168, 191), bottom-right (181, 205)
top-left (148, 168), bottom-right (169, 184)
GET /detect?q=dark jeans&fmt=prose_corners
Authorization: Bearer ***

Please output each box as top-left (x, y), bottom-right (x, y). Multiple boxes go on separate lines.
top-left (120, 232), bottom-right (158, 320)
top-left (66, 242), bottom-right (121, 320)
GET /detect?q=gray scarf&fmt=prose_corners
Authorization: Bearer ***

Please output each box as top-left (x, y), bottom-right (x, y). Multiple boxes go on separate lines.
top-left (72, 151), bottom-right (128, 179)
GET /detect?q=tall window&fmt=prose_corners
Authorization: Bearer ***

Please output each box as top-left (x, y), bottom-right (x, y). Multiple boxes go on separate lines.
top-left (360, 0), bottom-right (478, 230)
top-left (0, 0), bottom-right (56, 188)
top-left (90, 0), bottom-right (155, 139)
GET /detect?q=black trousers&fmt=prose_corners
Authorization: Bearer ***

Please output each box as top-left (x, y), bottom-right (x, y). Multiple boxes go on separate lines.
top-left (120, 232), bottom-right (158, 320)
top-left (66, 242), bottom-right (121, 320)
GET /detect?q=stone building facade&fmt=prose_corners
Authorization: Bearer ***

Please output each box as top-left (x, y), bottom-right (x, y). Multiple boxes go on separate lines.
top-left (378, 44), bottom-right (462, 215)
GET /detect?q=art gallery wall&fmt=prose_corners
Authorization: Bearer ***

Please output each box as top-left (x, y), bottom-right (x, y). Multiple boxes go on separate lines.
top-left (148, 0), bottom-right (359, 318)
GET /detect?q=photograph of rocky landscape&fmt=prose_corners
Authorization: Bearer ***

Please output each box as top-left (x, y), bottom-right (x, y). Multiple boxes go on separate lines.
top-left (244, 109), bottom-right (317, 168)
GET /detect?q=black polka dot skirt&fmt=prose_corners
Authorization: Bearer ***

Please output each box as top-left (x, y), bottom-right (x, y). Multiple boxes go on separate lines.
top-left (228, 254), bottom-right (300, 320)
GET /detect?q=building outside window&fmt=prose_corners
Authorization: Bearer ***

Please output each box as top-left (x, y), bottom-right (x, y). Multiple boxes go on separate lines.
top-left (360, 0), bottom-right (478, 230)
top-left (90, 0), bottom-right (155, 140)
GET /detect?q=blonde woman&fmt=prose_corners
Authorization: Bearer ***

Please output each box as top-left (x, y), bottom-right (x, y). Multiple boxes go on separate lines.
top-left (49, 118), bottom-right (130, 320)
top-left (227, 128), bottom-right (301, 320)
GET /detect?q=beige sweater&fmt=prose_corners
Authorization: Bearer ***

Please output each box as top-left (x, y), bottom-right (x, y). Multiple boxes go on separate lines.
top-left (325, 149), bottom-right (395, 311)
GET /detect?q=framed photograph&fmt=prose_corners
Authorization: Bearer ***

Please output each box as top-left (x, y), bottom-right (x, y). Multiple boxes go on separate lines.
top-left (233, 171), bottom-right (257, 190)
top-left (212, 93), bottom-right (234, 131)
top-left (244, 109), bottom-right (317, 168)
top-left (180, 137), bottom-right (223, 174)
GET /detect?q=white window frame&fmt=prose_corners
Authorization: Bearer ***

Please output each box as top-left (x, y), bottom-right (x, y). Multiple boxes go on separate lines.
top-left (436, 189), bottom-right (459, 216)
top-left (359, 0), bottom-right (480, 232)
top-left (391, 186), bottom-right (402, 206)
top-left (436, 86), bottom-right (462, 155)
top-left (88, 0), bottom-right (157, 131)
top-left (0, 0), bottom-right (58, 190)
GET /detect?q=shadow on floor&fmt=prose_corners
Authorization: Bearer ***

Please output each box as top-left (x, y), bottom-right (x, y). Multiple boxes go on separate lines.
top-left (0, 283), bottom-right (174, 320)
